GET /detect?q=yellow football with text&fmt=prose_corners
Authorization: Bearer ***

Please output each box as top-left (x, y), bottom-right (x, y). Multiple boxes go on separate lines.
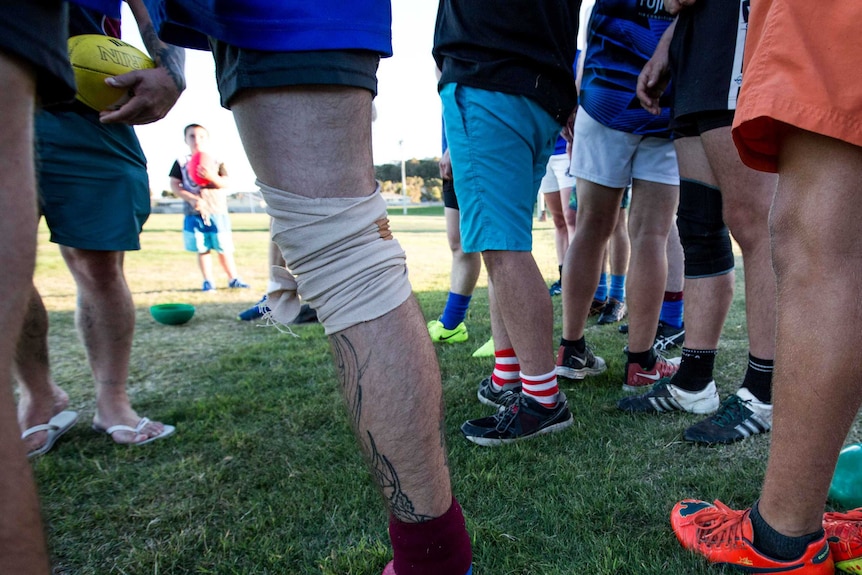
top-left (68, 34), bottom-right (155, 111)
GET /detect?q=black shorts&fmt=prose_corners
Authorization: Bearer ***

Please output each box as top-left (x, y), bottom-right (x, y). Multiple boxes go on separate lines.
top-left (442, 179), bottom-right (459, 210)
top-left (0, 1), bottom-right (75, 105)
top-left (670, 0), bottom-right (746, 120)
top-left (209, 42), bottom-right (380, 109)
top-left (672, 110), bottom-right (735, 139)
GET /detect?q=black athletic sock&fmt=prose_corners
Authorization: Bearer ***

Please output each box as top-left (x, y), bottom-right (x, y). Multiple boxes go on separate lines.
top-left (742, 354), bottom-right (773, 403)
top-left (750, 501), bottom-right (823, 561)
top-left (558, 265), bottom-right (563, 282)
top-left (627, 348), bottom-right (656, 369)
top-left (560, 336), bottom-right (585, 354)
top-left (669, 348), bottom-right (716, 392)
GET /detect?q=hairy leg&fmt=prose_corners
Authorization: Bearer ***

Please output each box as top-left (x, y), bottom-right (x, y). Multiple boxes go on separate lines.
top-left (487, 278), bottom-right (511, 352)
top-left (625, 180), bottom-right (678, 353)
top-left (673, 137), bottom-right (734, 349)
top-left (332, 297), bottom-right (451, 519)
top-left (482, 251), bottom-right (554, 375)
top-left (701, 126), bottom-right (777, 360)
top-left (0, 50), bottom-right (51, 575)
top-left (445, 207), bottom-right (480, 297)
top-left (665, 220), bottom-right (684, 293)
top-left (609, 206), bottom-right (630, 277)
top-left (231, 85), bottom-right (452, 518)
top-left (759, 129), bottom-right (862, 536)
top-left (14, 287), bottom-right (69, 453)
top-left (60, 247), bottom-right (167, 443)
top-left (561, 178), bottom-right (624, 339)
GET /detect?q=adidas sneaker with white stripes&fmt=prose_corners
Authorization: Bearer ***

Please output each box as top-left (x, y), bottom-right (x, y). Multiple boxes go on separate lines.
top-left (683, 387), bottom-right (773, 445)
top-left (617, 378), bottom-right (719, 415)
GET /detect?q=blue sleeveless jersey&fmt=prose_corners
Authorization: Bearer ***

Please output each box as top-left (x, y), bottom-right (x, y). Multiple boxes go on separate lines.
top-left (145, 0), bottom-right (392, 55)
top-left (579, 0), bottom-right (673, 137)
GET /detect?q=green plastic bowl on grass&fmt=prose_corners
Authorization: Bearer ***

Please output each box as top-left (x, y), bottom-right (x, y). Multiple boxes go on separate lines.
top-left (150, 303), bottom-right (196, 325)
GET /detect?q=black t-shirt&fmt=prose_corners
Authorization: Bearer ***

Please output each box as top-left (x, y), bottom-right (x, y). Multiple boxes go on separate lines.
top-left (432, 0), bottom-right (580, 124)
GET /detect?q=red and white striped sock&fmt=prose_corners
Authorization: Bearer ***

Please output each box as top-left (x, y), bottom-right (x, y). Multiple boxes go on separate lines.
top-left (491, 348), bottom-right (521, 392)
top-left (520, 369), bottom-right (559, 408)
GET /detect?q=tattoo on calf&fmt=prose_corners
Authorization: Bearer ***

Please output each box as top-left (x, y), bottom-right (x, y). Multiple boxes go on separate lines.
top-left (331, 334), bottom-right (367, 429)
top-left (367, 433), bottom-right (433, 523)
top-left (331, 334), bottom-right (432, 523)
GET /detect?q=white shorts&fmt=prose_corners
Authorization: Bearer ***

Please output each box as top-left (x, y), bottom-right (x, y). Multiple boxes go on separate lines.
top-left (570, 107), bottom-right (679, 188)
top-left (538, 153), bottom-right (575, 193)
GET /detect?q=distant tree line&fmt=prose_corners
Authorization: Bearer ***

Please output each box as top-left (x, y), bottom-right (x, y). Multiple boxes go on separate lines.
top-left (375, 158), bottom-right (443, 203)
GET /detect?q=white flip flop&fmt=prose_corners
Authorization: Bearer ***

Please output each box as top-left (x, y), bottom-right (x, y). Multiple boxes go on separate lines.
top-left (93, 417), bottom-right (176, 446)
top-left (22, 410), bottom-right (79, 458)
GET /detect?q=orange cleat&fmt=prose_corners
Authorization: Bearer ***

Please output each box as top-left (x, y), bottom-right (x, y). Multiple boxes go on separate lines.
top-left (824, 508), bottom-right (862, 573)
top-left (671, 499), bottom-right (833, 573)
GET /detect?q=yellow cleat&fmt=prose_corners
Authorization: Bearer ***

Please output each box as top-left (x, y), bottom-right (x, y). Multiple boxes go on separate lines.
top-left (427, 319), bottom-right (469, 343)
top-left (471, 337), bottom-right (495, 357)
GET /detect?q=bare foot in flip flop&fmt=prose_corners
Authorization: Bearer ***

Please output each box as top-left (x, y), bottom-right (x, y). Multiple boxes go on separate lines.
top-left (92, 410), bottom-right (175, 445)
top-left (18, 384), bottom-right (76, 457)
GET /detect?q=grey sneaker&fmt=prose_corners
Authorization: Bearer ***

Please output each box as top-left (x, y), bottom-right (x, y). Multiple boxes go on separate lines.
top-left (683, 387), bottom-right (772, 445)
top-left (556, 344), bottom-right (607, 380)
top-left (477, 376), bottom-right (521, 408)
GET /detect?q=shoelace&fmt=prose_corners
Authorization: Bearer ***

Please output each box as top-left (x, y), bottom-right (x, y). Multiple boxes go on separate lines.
top-left (691, 501), bottom-right (749, 549)
top-left (710, 395), bottom-right (748, 428)
top-left (493, 398), bottom-right (522, 432)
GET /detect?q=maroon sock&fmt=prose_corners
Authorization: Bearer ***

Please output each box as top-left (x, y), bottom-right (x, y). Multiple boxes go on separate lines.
top-left (389, 497), bottom-right (472, 575)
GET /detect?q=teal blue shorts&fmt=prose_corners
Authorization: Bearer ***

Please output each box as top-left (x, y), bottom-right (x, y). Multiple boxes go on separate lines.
top-left (440, 83), bottom-right (560, 253)
top-left (36, 107), bottom-right (150, 251)
top-left (184, 214), bottom-right (235, 253)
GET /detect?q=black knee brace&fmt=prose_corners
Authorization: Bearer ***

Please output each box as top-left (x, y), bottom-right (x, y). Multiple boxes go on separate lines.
top-left (676, 178), bottom-right (734, 278)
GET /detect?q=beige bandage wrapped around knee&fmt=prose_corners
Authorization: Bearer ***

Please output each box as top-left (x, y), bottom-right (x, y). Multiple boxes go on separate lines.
top-left (258, 181), bottom-right (413, 335)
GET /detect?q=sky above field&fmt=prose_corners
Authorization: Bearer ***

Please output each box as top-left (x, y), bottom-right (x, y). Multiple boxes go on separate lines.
top-left (123, 1), bottom-right (442, 194)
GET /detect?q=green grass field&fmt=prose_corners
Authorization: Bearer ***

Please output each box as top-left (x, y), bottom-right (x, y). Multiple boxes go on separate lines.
top-left (30, 212), bottom-right (861, 575)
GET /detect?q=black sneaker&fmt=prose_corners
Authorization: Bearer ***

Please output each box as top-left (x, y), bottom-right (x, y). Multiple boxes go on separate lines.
top-left (619, 321), bottom-right (684, 351)
top-left (555, 344), bottom-right (607, 380)
top-left (617, 378), bottom-right (719, 414)
top-left (589, 298), bottom-right (607, 317)
top-left (597, 298), bottom-right (627, 325)
top-left (683, 388), bottom-right (773, 445)
top-left (477, 376), bottom-right (521, 408)
top-left (654, 321), bottom-right (685, 351)
top-left (549, 280), bottom-right (562, 296)
top-left (461, 392), bottom-right (573, 446)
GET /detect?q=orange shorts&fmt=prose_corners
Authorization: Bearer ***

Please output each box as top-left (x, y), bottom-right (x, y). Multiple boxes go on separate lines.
top-left (732, 0), bottom-right (862, 173)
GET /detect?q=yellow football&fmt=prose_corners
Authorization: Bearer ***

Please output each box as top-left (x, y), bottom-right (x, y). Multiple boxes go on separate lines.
top-left (68, 34), bottom-right (155, 111)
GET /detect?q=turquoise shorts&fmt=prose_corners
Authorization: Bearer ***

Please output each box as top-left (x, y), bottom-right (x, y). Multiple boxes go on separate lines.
top-left (183, 214), bottom-right (235, 253)
top-left (36, 107), bottom-right (150, 251)
top-left (440, 83), bottom-right (560, 253)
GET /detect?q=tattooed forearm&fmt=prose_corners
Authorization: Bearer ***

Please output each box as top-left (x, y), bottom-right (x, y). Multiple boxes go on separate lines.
top-left (367, 433), bottom-right (433, 523)
top-left (139, 21), bottom-right (186, 93)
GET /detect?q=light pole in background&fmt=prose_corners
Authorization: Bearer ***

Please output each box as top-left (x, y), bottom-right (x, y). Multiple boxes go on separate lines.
top-left (399, 139), bottom-right (407, 215)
